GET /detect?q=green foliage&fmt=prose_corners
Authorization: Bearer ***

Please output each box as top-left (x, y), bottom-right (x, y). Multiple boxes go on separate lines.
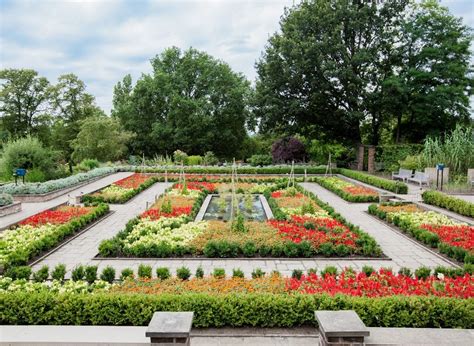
top-left (0, 136), bottom-right (58, 181)
top-left (195, 266), bottom-right (204, 279)
top-left (307, 140), bottom-right (351, 165)
top-left (51, 264), bottom-right (66, 282)
top-left (71, 266), bottom-right (85, 281)
top-left (321, 266), bottom-right (338, 277)
top-left (100, 266), bottom-right (116, 284)
top-left (251, 268), bottom-right (265, 279)
top-left (248, 154), bottom-right (272, 167)
top-left (173, 150), bottom-right (188, 165)
top-left (422, 190), bottom-right (474, 218)
top-left (84, 266), bottom-right (98, 284)
top-left (0, 193), bottom-right (13, 206)
top-left (376, 145), bottom-right (423, 172)
top-left (120, 268), bottom-right (134, 280)
top-left (155, 267), bottom-right (170, 280)
top-left (291, 269), bottom-right (303, 280)
top-left (415, 267), bottom-right (432, 280)
top-left (187, 155), bottom-right (202, 166)
top-left (138, 264), bottom-right (152, 279)
top-left (231, 213), bottom-right (247, 233)
top-left (312, 177), bottom-right (380, 203)
top-left (340, 169), bottom-right (408, 194)
top-left (176, 267), bottom-right (191, 280)
top-left (203, 151), bottom-right (218, 165)
top-left (232, 268), bottom-right (245, 278)
top-left (398, 155), bottom-right (423, 171)
top-left (398, 267), bottom-right (412, 277)
top-left (32, 266), bottom-right (49, 282)
top-left (362, 266), bottom-right (375, 277)
top-left (212, 268), bottom-right (225, 279)
top-left (71, 116), bottom-right (133, 163)
top-left (5, 266), bottom-right (32, 280)
top-left (2, 291), bottom-right (472, 328)
top-left (74, 159), bottom-right (100, 172)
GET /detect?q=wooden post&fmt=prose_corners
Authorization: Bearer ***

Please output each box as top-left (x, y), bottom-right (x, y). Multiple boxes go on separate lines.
top-left (357, 145), bottom-right (365, 171)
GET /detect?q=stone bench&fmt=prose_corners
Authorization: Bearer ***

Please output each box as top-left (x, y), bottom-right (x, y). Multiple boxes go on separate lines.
top-left (315, 310), bottom-right (370, 345)
top-left (146, 311), bottom-right (194, 345)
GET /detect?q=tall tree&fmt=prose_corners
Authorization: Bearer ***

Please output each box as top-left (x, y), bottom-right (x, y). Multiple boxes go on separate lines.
top-left (50, 73), bottom-right (102, 165)
top-left (0, 69), bottom-right (51, 139)
top-left (389, 0), bottom-right (473, 142)
top-left (113, 47), bottom-right (251, 158)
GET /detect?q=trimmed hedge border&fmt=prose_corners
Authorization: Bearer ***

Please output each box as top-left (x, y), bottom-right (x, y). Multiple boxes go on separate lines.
top-left (122, 166), bottom-right (331, 175)
top-left (310, 177), bottom-right (379, 203)
top-left (422, 190), bottom-right (474, 218)
top-left (82, 177), bottom-right (159, 204)
top-left (340, 169), bottom-right (408, 194)
top-left (368, 203), bottom-right (473, 264)
top-left (0, 291), bottom-right (472, 328)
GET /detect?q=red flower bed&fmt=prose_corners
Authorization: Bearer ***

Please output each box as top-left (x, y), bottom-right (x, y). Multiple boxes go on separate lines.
top-left (114, 174), bottom-right (151, 189)
top-left (20, 206), bottom-right (93, 226)
top-left (420, 224), bottom-right (474, 253)
top-left (271, 190), bottom-right (303, 198)
top-left (343, 186), bottom-right (378, 196)
top-left (268, 215), bottom-right (358, 248)
top-left (140, 206), bottom-right (193, 220)
top-left (287, 269), bottom-right (473, 298)
top-left (174, 181), bottom-right (216, 192)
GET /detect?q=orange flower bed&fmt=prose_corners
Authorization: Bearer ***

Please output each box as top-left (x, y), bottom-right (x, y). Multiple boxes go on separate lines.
top-left (378, 203), bottom-right (423, 213)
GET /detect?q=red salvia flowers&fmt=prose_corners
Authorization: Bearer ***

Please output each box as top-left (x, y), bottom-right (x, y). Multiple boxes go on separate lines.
top-left (420, 224), bottom-right (474, 253)
top-left (114, 174), bottom-right (151, 189)
top-left (20, 206), bottom-right (93, 226)
top-left (174, 181), bottom-right (216, 192)
top-left (140, 206), bottom-right (193, 220)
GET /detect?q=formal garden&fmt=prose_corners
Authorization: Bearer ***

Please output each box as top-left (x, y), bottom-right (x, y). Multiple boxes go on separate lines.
top-left (0, 0), bottom-right (473, 344)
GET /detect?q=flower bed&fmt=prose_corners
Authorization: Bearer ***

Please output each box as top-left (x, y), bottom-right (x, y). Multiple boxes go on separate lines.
top-left (368, 202), bottom-right (473, 263)
top-left (339, 169), bottom-right (408, 194)
top-left (422, 190), bottom-right (474, 218)
top-left (0, 204), bottom-right (109, 269)
top-left (98, 180), bottom-right (382, 258)
top-left (1, 267), bottom-right (472, 328)
top-left (0, 167), bottom-right (115, 195)
top-left (312, 176), bottom-right (379, 202)
top-left (81, 173), bottom-right (158, 204)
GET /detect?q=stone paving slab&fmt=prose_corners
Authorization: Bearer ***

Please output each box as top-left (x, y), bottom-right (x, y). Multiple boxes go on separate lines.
top-left (0, 172), bottom-right (134, 228)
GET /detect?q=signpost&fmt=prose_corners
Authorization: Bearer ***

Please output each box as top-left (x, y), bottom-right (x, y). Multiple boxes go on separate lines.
top-left (13, 168), bottom-right (26, 185)
top-left (436, 163), bottom-right (445, 191)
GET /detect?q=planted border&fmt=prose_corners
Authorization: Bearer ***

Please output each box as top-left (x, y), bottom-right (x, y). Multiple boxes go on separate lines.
top-left (340, 169), bottom-right (408, 194)
top-left (311, 176), bottom-right (379, 202)
top-left (422, 190), bottom-right (474, 218)
top-left (123, 166), bottom-right (331, 175)
top-left (0, 291), bottom-right (471, 328)
top-left (368, 203), bottom-right (473, 264)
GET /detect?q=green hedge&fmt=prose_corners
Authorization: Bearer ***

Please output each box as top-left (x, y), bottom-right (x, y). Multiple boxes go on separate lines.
top-left (123, 166), bottom-right (331, 175)
top-left (340, 169), bottom-right (408, 194)
top-left (368, 203), bottom-right (473, 264)
top-left (1, 291), bottom-right (472, 328)
top-left (422, 190), bottom-right (474, 218)
top-left (311, 177), bottom-right (379, 203)
top-left (82, 177), bottom-right (159, 204)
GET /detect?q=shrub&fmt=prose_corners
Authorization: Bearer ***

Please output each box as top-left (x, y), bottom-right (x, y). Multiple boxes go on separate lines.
top-left (251, 268), bottom-right (265, 279)
top-left (173, 150), bottom-right (188, 165)
top-left (195, 266), bottom-right (204, 278)
top-left (120, 268), bottom-right (134, 280)
top-left (248, 154), bottom-right (272, 167)
top-left (51, 264), bottom-right (66, 282)
top-left (307, 268), bottom-right (318, 275)
top-left (362, 266), bottom-right (375, 277)
top-left (71, 266), bottom-right (85, 281)
top-left (415, 267), bottom-right (431, 280)
top-left (5, 266), bottom-right (31, 280)
top-left (271, 137), bottom-right (307, 163)
top-left (176, 267), bottom-right (191, 280)
top-left (156, 267), bottom-right (171, 280)
top-left (398, 267), bottom-right (412, 277)
top-left (32, 266), bottom-right (49, 282)
top-left (271, 270), bottom-right (281, 277)
top-left (138, 264), bottom-right (152, 279)
top-left (203, 151), bottom-right (218, 166)
top-left (75, 159), bottom-right (100, 172)
top-left (85, 266), bottom-right (98, 284)
top-left (0, 193), bottom-right (13, 206)
top-left (321, 266), bottom-right (338, 277)
top-left (232, 268), bottom-right (245, 278)
top-left (422, 190), bottom-right (474, 218)
top-left (187, 155), bottom-right (202, 166)
top-left (291, 269), bottom-right (303, 280)
top-left (213, 268), bottom-right (225, 279)
top-left (0, 136), bottom-right (57, 181)
top-left (100, 266), bottom-right (116, 284)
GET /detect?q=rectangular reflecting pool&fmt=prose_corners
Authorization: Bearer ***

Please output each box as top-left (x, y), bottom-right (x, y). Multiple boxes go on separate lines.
top-left (201, 194), bottom-right (268, 221)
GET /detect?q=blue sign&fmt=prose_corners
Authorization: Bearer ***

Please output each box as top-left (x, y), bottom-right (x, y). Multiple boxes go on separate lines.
top-left (436, 164), bottom-right (445, 171)
top-left (15, 168), bottom-right (26, 177)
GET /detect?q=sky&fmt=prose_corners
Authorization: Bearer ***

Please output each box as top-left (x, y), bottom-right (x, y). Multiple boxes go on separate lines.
top-left (1, 0), bottom-right (473, 114)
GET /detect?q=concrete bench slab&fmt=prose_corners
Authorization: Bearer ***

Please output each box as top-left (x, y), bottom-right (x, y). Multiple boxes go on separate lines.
top-left (146, 311), bottom-right (194, 344)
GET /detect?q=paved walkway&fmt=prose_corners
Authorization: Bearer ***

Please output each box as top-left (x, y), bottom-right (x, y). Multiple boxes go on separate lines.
top-left (0, 172), bottom-right (134, 229)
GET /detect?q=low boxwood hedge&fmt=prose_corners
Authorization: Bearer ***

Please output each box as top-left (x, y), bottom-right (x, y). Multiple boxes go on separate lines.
top-left (1, 291), bottom-right (471, 328)
top-left (122, 166), bottom-right (331, 175)
top-left (340, 169), bottom-right (408, 194)
top-left (311, 177), bottom-right (379, 203)
top-left (422, 190), bottom-right (474, 218)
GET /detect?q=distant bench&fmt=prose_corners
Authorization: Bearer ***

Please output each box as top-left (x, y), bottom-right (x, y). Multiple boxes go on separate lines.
top-left (392, 168), bottom-right (413, 182)
top-left (407, 171), bottom-right (430, 187)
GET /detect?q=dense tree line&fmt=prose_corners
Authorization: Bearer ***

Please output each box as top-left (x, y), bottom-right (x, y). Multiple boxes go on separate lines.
top-left (1, 0), bottom-right (472, 169)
